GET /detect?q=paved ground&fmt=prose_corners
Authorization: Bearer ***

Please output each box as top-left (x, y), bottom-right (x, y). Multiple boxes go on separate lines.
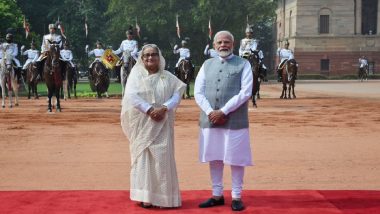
top-left (0, 80), bottom-right (379, 191)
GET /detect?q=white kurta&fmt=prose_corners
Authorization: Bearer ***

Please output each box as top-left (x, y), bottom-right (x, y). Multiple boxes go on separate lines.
top-left (194, 54), bottom-right (253, 166)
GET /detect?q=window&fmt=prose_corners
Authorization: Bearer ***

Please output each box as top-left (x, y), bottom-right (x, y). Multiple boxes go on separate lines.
top-left (362, 0), bottom-right (378, 34)
top-left (319, 15), bottom-right (329, 34)
top-left (321, 59), bottom-right (330, 71)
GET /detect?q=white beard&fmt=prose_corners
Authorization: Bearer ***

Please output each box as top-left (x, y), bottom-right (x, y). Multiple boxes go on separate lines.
top-left (218, 49), bottom-right (232, 58)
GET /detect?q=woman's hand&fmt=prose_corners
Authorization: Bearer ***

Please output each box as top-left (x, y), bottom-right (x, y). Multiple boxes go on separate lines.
top-left (148, 106), bottom-right (167, 122)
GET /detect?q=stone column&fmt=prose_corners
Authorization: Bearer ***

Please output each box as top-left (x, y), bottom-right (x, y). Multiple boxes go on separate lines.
top-left (377, 0), bottom-right (380, 34)
top-left (356, 0), bottom-right (362, 34)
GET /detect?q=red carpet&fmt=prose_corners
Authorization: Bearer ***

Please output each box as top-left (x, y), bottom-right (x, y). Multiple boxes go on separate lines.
top-left (0, 190), bottom-right (379, 214)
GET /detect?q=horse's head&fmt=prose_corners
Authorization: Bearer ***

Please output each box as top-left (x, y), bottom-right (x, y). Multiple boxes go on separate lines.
top-left (286, 59), bottom-right (298, 80)
top-left (1, 46), bottom-right (14, 73)
top-left (246, 50), bottom-right (260, 76)
top-left (47, 40), bottom-right (61, 68)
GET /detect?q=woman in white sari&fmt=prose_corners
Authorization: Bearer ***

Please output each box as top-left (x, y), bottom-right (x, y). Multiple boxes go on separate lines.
top-left (121, 44), bottom-right (186, 208)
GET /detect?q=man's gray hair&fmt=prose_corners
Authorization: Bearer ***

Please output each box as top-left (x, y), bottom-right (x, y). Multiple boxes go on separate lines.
top-left (213, 31), bottom-right (234, 43)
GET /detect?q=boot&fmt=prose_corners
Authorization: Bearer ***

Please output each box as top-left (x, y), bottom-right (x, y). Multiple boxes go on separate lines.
top-left (16, 67), bottom-right (22, 84)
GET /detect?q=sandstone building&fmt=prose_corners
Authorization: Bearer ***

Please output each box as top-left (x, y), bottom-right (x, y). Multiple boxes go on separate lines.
top-left (275, 0), bottom-right (380, 75)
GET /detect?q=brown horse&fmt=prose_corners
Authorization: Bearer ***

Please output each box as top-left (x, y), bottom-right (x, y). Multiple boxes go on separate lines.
top-left (243, 50), bottom-right (261, 107)
top-left (43, 41), bottom-right (63, 112)
top-left (280, 59), bottom-right (298, 99)
top-left (177, 59), bottom-right (193, 99)
top-left (89, 61), bottom-right (109, 98)
top-left (26, 62), bottom-right (39, 99)
top-left (358, 65), bottom-right (369, 82)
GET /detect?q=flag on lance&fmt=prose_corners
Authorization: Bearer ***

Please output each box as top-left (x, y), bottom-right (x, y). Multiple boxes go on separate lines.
top-left (176, 14), bottom-right (181, 39)
top-left (135, 17), bottom-right (141, 38)
top-left (208, 18), bottom-right (212, 40)
top-left (23, 16), bottom-right (30, 39)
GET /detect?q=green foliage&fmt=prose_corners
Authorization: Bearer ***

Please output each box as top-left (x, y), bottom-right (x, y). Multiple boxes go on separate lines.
top-left (4, 1), bottom-right (276, 71)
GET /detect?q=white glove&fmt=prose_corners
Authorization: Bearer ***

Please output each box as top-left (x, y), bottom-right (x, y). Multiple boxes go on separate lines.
top-left (85, 45), bottom-right (89, 52)
top-left (173, 44), bottom-right (178, 50)
top-left (21, 45), bottom-right (25, 50)
top-left (206, 44), bottom-right (209, 49)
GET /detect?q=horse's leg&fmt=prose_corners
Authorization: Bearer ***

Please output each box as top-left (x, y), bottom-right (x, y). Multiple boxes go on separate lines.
top-left (47, 89), bottom-right (53, 112)
top-left (62, 80), bottom-right (68, 100)
top-left (56, 87), bottom-right (61, 112)
top-left (7, 77), bottom-right (13, 108)
top-left (186, 82), bottom-right (190, 99)
top-left (257, 79), bottom-right (261, 99)
top-left (291, 81), bottom-right (296, 99)
top-left (13, 77), bottom-right (19, 106)
top-left (28, 82), bottom-right (32, 99)
top-left (280, 83), bottom-right (286, 99)
top-left (74, 80), bottom-right (77, 98)
top-left (1, 80), bottom-right (5, 108)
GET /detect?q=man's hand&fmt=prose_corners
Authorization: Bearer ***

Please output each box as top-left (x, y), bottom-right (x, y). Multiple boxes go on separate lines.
top-left (208, 110), bottom-right (227, 125)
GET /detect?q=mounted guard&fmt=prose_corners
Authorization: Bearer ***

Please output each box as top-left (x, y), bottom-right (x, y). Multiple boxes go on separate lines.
top-left (276, 40), bottom-right (297, 82)
top-left (2, 33), bottom-right (23, 84)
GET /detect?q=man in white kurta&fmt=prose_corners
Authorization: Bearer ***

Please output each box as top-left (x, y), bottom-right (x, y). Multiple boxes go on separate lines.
top-left (121, 44), bottom-right (186, 208)
top-left (195, 31), bottom-right (253, 212)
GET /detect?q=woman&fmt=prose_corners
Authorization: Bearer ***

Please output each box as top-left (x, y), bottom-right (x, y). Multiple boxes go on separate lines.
top-left (121, 44), bottom-right (186, 208)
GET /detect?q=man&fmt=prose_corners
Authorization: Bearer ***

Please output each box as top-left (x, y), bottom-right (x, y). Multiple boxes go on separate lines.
top-left (239, 25), bottom-right (258, 57)
top-left (1, 33), bottom-right (23, 82)
top-left (60, 41), bottom-right (75, 68)
top-left (113, 29), bottom-right (138, 61)
top-left (87, 41), bottom-right (105, 72)
top-left (276, 40), bottom-right (294, 81)
top-left (239, 25), bottom-right (267, 80)
top-left (39, 24), bottom-right (62, 59)
top-left (359, 56), bottom-right (368, 70)
top-left (204, 43), bottom-right (218, 58)
top-left (194, 31), bottom-right (253, 212)
top-left (113, 29), bottom-right (138, 82)
top-left (21, 41), bottom-right (39, 76)
top-left (173, 40), bottom-right (193, 74)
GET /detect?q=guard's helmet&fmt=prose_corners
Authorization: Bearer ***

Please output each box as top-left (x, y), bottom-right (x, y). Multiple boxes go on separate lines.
top-left (48, 24), bottom-right (57, 30)
top-left (96, 40), bottom-right (103, 47)
top-left (245, 26), bottom-right (253, 33)
top-left (284, 40), bottom-right (290, 46)
top-left (126, 30), bottom-right (134, 36)
top-left (181, 40), bottom-right (187, 45)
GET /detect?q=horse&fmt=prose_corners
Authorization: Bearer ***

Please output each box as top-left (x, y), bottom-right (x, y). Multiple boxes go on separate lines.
top-left (177, 59), bottom-right (193, 99)
top-left (61, 62), bottom-right (77, 99)
top-left (120, 50), bottom-right (136, 97)
top-left (26, 62), bottom-right (39, 99)
top-left (43, 41), bottom-right (63, 112)
top-left (358, 65), bottom-right (369, 82)
top-left (279, 59), bottom-right (298, 99)
top-left (89, 61), bottom-right (109, 98)
top-left (0, 48), bottom-right (19, 108)
top-left (243, 50), bottom-right (261, 107)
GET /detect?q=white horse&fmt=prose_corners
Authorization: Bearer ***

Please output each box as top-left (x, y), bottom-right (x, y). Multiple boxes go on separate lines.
top-left (0, 47), bottom-right (19, 108)
top-left (120, 50), bottom-right (135, 97)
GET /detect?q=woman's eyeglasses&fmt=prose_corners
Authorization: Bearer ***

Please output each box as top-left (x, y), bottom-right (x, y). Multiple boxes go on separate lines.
top-left (143, 53), bottom-right (159, 58)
